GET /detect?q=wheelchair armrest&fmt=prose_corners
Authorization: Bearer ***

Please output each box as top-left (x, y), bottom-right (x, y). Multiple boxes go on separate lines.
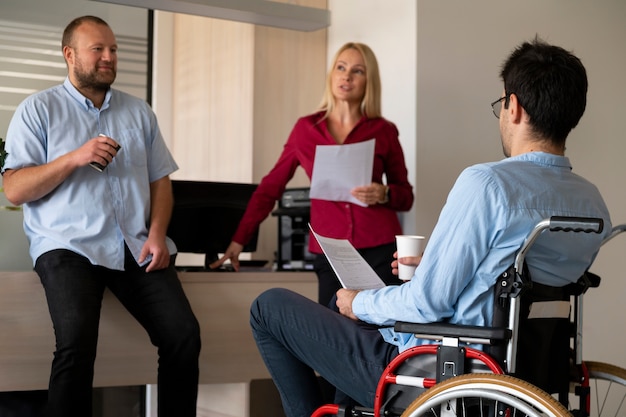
top-left (394, 321), bottom-right (512, 345)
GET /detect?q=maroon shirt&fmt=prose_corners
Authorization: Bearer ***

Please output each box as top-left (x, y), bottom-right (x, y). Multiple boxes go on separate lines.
top-left (232, 111), bottom-right (414, 254)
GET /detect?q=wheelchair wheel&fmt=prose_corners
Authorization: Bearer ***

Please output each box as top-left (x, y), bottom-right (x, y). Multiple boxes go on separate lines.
top-left (578, 361), bottom-right (626, 417)
top-left (400, 373), bottom-right (572, 417)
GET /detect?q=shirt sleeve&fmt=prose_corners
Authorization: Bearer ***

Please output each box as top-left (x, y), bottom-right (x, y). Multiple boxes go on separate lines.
top-left (146, 110), bottom-right (179, 182)
top-left (3, 97), bottom-right (48, 172)
top-left (380, 123), bottom-right (414, 211)
top-left (352, 165), bottom-right (506, 325)
top-left (231, 119), bottom-right (305, 246)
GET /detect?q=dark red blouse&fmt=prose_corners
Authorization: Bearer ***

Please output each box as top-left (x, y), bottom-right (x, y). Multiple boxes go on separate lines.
top-left (232, 111), bottom-right (414, 254)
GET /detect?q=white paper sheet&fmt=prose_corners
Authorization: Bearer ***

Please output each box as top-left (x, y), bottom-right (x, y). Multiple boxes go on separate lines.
top-left (310, 225), bottom-right (385, 290)
top-left (309, 139), bottom-right (375, 207)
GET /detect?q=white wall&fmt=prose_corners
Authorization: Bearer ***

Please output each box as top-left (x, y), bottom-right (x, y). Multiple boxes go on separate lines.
top-left (330, 0), bottom-right (626, 369)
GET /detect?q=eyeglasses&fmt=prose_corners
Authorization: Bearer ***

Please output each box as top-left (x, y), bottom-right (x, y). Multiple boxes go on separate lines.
top-left (490, 94), bottom-right (513, 119)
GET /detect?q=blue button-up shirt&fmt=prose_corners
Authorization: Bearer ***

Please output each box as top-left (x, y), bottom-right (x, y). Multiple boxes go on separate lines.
top-left (352, 152), bottom-right (611, 352)
top-left (4, 78), bottom-right (179, 270)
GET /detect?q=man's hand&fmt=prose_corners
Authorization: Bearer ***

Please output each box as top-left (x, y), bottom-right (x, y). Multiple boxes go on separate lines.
top-left (139, 235), bottom-right (170, 272)
top-left (336, 288), bottom-right (360, 320)
top-left (391, 251), bottom-right (422, 276)
top-left (143, 177), bottom-right (174, 272)
top-left (81, 135), bottom-right (121, 169)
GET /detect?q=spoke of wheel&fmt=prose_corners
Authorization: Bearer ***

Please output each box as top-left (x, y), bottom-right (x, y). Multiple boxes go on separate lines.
top-left (585, 361), bottom-right (626, 417)
top-left (401, 374), bottom-right (571, 417)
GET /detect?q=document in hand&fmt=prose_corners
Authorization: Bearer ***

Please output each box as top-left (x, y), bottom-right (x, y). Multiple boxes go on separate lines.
top-left (309, 139), bottom-right (375, 207)
top-left (310, 225), bottom-right (386, 290)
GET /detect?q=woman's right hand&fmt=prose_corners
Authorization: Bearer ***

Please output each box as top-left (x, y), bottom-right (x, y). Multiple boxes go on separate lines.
top-left (209, 241), bottom-right (244, 271)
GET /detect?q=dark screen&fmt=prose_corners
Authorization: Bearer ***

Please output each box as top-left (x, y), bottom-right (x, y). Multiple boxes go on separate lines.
top-left (167, 180), bottom-right (259, 268)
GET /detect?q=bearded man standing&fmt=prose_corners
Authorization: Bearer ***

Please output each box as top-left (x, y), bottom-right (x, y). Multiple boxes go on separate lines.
top-left (2, 16), bottom-right (200, 417)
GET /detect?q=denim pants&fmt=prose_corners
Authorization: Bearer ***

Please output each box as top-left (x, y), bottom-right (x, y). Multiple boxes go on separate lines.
top-left (35, 248), bottom-right (201, 417)
top-left (250, 288), bottom-right (399, 417)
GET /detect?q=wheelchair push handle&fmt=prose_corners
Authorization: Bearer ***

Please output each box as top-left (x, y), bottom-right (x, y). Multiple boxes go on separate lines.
top-left (548, 216), bottom-right (604, 234)
top-left (515, 216), bottom-right (604, 274)
top-left (602, 223), bottom-right (626, 246)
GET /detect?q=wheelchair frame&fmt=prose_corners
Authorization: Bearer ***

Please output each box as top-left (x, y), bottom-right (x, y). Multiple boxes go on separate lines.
top-left (311, 217), bottom-right (626, 417)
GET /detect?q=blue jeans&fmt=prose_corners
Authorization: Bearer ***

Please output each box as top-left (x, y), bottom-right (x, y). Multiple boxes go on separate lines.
top-left (35, 248), bottom-right (201, 417)
top-left (250, 288), bottom-right (399, 417)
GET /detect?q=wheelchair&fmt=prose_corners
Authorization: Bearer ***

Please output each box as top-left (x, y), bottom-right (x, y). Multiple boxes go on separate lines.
top-left (312, 217), bottom-right (626, 417)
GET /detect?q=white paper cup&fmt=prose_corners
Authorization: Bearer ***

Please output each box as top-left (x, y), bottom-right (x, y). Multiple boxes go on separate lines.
top-left (395, 235), bottom-right (425, 281)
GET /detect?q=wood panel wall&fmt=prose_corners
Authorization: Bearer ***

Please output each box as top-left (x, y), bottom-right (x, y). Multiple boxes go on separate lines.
top-left (158, 1), bottom-right (327, 262)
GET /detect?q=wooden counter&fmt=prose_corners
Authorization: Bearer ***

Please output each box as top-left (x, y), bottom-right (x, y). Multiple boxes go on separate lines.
top-left (0, 270), bottom-right (317, 391)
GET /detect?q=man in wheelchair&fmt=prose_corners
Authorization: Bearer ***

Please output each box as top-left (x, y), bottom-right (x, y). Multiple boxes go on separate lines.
top-left (250, 37), bottom-right (612, 417)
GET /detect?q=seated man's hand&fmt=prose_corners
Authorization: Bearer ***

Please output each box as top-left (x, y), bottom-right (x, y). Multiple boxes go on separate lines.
top-left (391, 251), bottom-right (422, 276)
top-left (336, 289), bottom-right (360, 321)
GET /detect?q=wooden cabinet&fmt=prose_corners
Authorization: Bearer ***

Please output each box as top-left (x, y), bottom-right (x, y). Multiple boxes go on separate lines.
top-left (0, 270), bottom-right (316, 391)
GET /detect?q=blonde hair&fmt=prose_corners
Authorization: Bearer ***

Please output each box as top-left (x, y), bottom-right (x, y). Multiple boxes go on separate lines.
top-left (318, 42), bottom-right (382, 119)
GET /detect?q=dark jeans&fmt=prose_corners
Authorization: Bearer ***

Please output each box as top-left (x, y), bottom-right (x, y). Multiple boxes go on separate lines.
top-left (314, 241), bottom-right (401, 307)
top-left (35, 248), bottom-right (201, 417)
top-left (250, 288), bottom-right (399, 417)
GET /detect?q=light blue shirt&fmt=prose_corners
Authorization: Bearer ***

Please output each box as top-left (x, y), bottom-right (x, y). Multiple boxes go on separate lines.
top-left (4, 78), bottom-right (179, 270)
top-left (352, 152), bottom-right (611, 352)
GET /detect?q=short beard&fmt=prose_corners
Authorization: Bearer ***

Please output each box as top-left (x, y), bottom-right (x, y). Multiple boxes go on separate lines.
top-left (73, 68), bottom-right (115, 92)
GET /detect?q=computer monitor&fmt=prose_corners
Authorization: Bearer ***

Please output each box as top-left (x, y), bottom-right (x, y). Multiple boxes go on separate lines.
top-left (167, 180), bottom-right (259, 269)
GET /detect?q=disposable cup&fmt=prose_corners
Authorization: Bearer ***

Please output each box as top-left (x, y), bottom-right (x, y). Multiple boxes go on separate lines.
top-left (395, 235), bottom-right (425, 281)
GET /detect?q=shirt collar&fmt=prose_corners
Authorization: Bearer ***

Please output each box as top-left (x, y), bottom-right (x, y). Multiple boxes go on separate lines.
top-left (63, 77), bottom-right (112, 111)
top-left (510, 151), bottom-right (572, 170)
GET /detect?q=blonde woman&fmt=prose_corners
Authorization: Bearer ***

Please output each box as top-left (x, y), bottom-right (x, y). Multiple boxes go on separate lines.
top-left (212, 42), bottom-right (414, 307)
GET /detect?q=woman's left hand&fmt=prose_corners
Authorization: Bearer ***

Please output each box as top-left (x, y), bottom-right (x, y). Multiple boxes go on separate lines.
top-left (351, 182), bottom-right (388, 206)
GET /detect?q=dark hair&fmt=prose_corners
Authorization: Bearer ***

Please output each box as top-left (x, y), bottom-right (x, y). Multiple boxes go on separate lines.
top-left (62, 16), bottom-right (110, 49)
top-left (500, 36), bottom-right (587, 146)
